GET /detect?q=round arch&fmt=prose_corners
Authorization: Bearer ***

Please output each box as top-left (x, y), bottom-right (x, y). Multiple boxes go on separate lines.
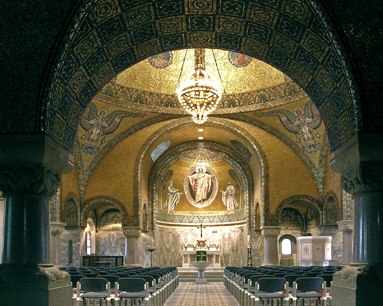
top-left (81, 196), bottom-right (131, 227)
top-left (275, 194), bottom-right (323, 226)
top-left (43, 0), bottom-right (359, 155)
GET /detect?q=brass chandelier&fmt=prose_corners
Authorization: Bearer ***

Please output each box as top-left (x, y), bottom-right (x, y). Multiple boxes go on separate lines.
top-left (176, 49), bottom-right (222, 124)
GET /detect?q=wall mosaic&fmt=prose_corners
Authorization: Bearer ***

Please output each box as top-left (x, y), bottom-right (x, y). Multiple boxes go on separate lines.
top-left (323, 192), bottom-right (339, 225)
top-left (263, 100), bottom-right (322, 154)
top-left (231, 140), bottom-right (252, 160)
top-left (64, 197), bottom-right (80, 227)
top-left (148, 51), bottom-right (173, 68)
top-left (49, 188), bottom-right (61, 222)
top-left (98, 209), bottom-right (123, 231)
top-left (155, 210), bottom-right (248, 225)
top-left (342, 190), bottom-right (354, 221)
top-left (274, 194), bottom-right (323, 227)
top-left (79, 102), bottom-right (145, 154)
top-left (134, 118), bottom-right (266, 230)
top-left (81, 196), bottom-right (131, 227)
top-left (149, 141), bottom-right (253, 224)
top-left (74, 113), bottom-right (178, 201)
top-left (280, 207), bottom-right (305, 229)
top-left (98, 78), bottom-right (305, 114)
top-left (221, 112), bottom-right (327, 198)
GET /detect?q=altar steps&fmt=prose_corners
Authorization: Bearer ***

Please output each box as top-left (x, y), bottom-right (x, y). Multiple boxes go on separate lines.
top-left (178, 267), bottom-right (224, 282)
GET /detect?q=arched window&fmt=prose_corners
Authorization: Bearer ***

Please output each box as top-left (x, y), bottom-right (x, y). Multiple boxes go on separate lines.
top-left (151, 140), bottom-right (171, 161)
top-left (281, 238), bottom-right (292, 255)
top-left (86, 231), bottom-right (92, 255)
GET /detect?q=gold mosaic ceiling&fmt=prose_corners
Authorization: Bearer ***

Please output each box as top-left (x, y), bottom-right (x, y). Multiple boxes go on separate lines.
top-left (116, 49), bottom-right (285, 95)
top-left (99, 49), bottom-right (305, 113)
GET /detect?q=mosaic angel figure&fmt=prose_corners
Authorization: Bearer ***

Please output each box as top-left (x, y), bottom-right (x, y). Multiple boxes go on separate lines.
top-left (80, 103), bottom-right (143, 153)
top-left (266, 101), bottom-right (322, 153)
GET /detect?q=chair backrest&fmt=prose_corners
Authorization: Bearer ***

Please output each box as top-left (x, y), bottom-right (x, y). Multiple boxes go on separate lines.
top-left (101, 274), bottom-right (120, 287)
top-left (258, 277), bottom-right (286, 292)
top-left (118, 277), bottom-right (147, 292)
top-left (295, 277), bottom-right (324, 292)
top-left (81, 272), bottom-right (99, 277)
top-left (79, 277), bottom-right (109, 292)
top-left (249, 274), bottom-right (267, 286)
top-left (317, 274), bottom-right (333, 286)
top-left (70, 274), bottom-right (85, 287)
top-left (284, 274), bottom-right (304, 286)
top-left (135, 274), bottom-right (155, 287)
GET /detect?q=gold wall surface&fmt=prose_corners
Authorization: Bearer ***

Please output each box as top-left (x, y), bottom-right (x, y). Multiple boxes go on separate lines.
top-left (61, 48), bottom-right (341, 229)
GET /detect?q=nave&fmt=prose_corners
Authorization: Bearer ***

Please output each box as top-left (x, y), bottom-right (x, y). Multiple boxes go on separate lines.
top-left (163, 282), bottom-right (240, 306)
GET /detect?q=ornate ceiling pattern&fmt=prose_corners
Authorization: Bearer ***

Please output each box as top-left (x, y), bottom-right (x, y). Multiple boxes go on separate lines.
top-left (44, 0), bottom-right (359, 154)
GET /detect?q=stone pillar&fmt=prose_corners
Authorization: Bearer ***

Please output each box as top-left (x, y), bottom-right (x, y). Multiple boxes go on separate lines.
top-left (123, 227), bottom-right (141, 267)
top-left (337, 220), bottom-right (354, 264)
top-left (330, 133), bottom-right (383, 306)
top-left (261, 226), bottom-right (280, 265)
top-left (0, 135), bottom-right (73, 306)
top-left (50, 221), bottom-right (66, 265)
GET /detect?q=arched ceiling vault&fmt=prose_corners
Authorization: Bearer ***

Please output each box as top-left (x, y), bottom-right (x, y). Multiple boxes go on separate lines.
top-left (45, 0), bottom-right (359, 156)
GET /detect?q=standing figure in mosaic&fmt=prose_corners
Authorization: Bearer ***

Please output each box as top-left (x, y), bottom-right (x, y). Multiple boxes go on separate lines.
top-left (165, 181), bottom-right (182, 213)
top-left (221, 182), bottom-right (238, 210)
top-left (188, 166), bottom-right (215, 204)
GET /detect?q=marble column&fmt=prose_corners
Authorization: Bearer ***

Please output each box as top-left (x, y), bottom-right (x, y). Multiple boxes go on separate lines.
top-left (261, 226), bottom-right (280, 265)
top-left (330, 133), bottom-right (383, 306)
top-left (0, 135), bottom-right (73, 306)
top-left (337, 220), bottom-right (354, 264)
top-left (123, 227), bottom-right (142, 267)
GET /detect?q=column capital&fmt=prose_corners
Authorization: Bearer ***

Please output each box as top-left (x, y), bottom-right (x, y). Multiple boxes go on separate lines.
top-left (261, 226), bottom-right (280, 237)
top-left (122, 226), bottom-right (141, 238)
top-left (0, 165), bottom-right (60, 196)
top-left (337, 220), bottom-right (354, 232)
top-left (330, 132), bottom-right (383, 195)
top-left (0, 134), bottom-right (73, 196)
top-left (50, 221), bottom-right (66, 236)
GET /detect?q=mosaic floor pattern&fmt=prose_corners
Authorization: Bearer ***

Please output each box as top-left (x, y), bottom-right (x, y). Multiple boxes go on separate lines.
top-left (164, 282), bottom-right (240, 306)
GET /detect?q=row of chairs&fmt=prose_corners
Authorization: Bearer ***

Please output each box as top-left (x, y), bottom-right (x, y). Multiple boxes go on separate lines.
top-left (224, 266), bottom-right (338, 306)
top-left (69, 266), bottom-right (178, 306)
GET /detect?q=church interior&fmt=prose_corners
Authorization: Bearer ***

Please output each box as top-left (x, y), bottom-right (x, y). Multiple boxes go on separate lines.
top-left (0, 1), bottom-right (382, 305)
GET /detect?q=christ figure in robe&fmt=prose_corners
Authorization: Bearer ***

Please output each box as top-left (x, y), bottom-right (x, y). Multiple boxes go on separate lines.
top-left (188, 166), bottom-right (215, 204)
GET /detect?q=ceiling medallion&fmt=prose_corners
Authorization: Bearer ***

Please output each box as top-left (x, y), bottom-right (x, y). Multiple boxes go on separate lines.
top-left (148, 51), bottom-right (173, 68)
top-left (228, 51), bottom-right (252, 68)
top-left (176, 49), bottom-right (222, 124)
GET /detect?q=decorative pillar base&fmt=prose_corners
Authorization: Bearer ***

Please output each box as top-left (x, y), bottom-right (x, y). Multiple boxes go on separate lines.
top-left (332, 264), bottom-right (383, 306)
top-left (0, 264), bottom-right (72, 306)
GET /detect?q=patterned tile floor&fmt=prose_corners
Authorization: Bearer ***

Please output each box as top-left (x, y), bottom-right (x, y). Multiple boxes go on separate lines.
top-left (164, 282), bottom-right (240, 306)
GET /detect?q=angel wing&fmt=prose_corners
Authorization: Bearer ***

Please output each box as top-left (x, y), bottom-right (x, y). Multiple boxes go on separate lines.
top-left (264, 109), bottom-right (300, 133)
top-left (80, 103), bottom-right (98, 131)
top-left (102, 110), bottom-right (145, 135)
top-left (304, 101), bottom-right (321, 129)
